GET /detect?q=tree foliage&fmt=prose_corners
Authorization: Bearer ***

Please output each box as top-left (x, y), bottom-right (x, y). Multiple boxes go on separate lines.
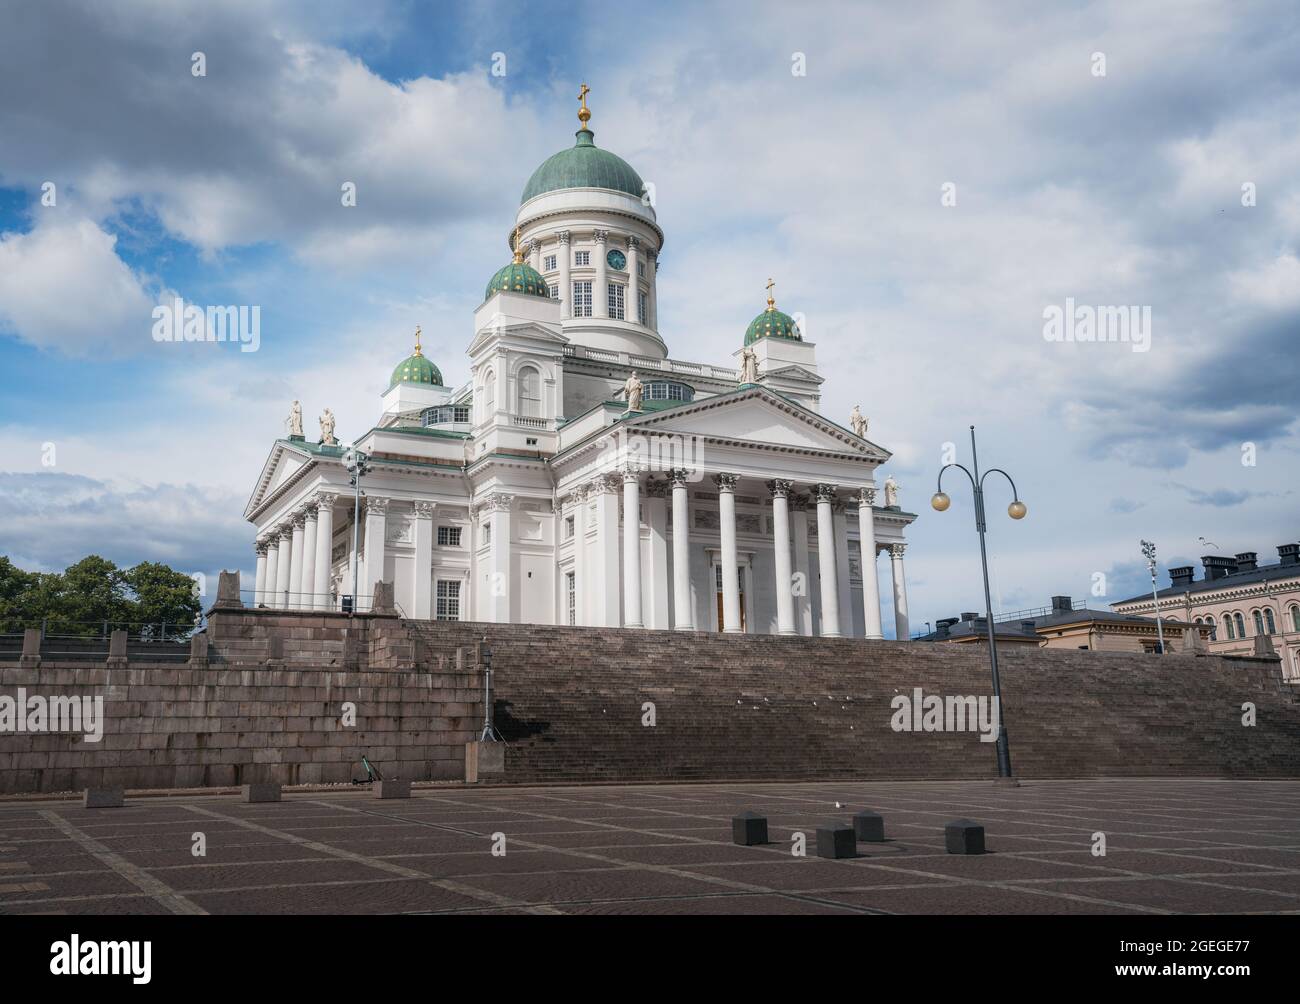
top-left (0, 555), bottom-right (202, 637)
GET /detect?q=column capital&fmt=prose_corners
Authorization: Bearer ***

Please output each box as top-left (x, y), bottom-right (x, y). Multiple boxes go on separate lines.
top-left (814, 483), bottom-right (839, 504)
top-left (413, 500), bottom-right (436, 519)
top-left (594, 473), bottom-right (622, 495)
top-left (622, 464), bottom-right (642, 485)
top-left (858, 487), bottom-right (877, 507)
top-left (474, 492), bottom-right (513, 516)
top-left (365, 496), bottom-right (389, 516)
top-left (712, 472), bottom-right (739, 493)
top-left (626, 235), bottom-right (640, 250)
top-left (315, 489), bottom-right (341, 508)
top-left (291, 510), bottom-right (308, 528)
top-left (768, 479), bottom-right (794, 499)
top-left (303, 502), bottom-right (319, 519)
top-left (668, 468), bottom-right (692, 489)
top-left (890, 542), bottom-right (907, 558)
top-left (255, 539), bottom-right (270, 555)
top-left (275, 522), bottom-right (294, 540)
top-left (593, 229), bottom-right (609, 244)
top-left (557, 230), bottom-right (571, 244)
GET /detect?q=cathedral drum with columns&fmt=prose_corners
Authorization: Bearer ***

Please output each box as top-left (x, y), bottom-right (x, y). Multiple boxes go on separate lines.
top-left (243, 88), bottom-right (917, 638)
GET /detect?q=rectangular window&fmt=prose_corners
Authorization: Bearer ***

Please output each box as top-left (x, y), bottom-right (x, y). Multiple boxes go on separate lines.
top-left (566, 572), bottom-right (576, 626)
top-left (572, 280), bottom-right (592, 317)
top-left (436, 580), bottom-right (461, 621)
top-left (564, 514), bottom-right (575, 539)
top-left (608, 283), bottom-right (625, 320)
top-left (482, 524), bottom-right (492, 547)
top-left (437, 526), bottom-right (461, 547)
top-left (638, 291), bottom-right (647, 325)
top-left (637, 261), bottom-right (645, 277)
top-left (574, 250), bottom-right (590, 266)
top-left (544, 254), bottom-right (557, 271)
top-left (548, 283), bottom-right (559, 300)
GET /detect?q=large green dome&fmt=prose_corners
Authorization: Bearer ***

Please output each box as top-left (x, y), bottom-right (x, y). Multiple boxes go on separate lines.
top-left (521, 128), bottom-right (644, 203)
top-left (484, 260), bottom-right (550, 300)
top-left (744, 305), bottom-right (802, 346)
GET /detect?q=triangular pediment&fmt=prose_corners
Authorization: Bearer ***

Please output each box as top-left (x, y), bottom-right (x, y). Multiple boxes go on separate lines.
top-left (244, 441), bottom-right (314, 519)
top-left (626, 388), bottom-right (889, 460)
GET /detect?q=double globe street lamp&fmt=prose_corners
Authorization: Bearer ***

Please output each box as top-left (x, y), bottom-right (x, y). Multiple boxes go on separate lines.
top-left (931, 425), bottom-right (1027, 780)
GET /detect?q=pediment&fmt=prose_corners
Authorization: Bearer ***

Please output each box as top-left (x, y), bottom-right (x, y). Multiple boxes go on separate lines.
top-left (627, 388), bottom-right (889, 459)
top-left (244, 441), bottom-right (315, 519)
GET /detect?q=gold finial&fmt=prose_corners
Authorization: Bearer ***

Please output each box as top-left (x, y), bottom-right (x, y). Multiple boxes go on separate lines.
top-left (512, 226), bottom-right (525, 264)
top-left (765, 277), bottom-right (776, 312)
top-left (413, 325), bottom-right (423, 356)
top-left (577, 82), bottom-right (591, 129)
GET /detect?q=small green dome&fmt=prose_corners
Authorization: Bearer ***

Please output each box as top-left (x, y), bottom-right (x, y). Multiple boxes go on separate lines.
top-left (744, 306), bottom-right (802, 346)
top-left (485, 261), bottom-right (550, 301)
top-left (390, 345), bottom-right (442, 388)
top-left (521, 128), bottom-right (645, 203)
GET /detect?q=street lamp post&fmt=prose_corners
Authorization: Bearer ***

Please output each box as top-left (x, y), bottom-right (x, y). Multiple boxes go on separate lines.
top-left (931, 425), bottom-right (1026, 780)
top-left (1140, 539), bottom-right (1165, 654)
top-left (344, 446), bottom-right (371, 615)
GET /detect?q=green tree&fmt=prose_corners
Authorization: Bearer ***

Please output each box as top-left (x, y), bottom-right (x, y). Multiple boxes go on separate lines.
top-left (56, 555), bottom-right (131, 632)
top-left (0, 556), bottom-right (37, 628)
top-left (123, 562), bottom-right (201, 634)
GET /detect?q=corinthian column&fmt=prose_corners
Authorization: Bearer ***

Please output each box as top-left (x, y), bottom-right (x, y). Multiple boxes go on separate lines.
top-left (254, 540), bottom-right (269, 607)
top-left (558, 231), bottom-right (571, 319)
top-left (857, 488), bottom-right (884, 639)
top-left (715, 473), bottom-right (741, 633)
top-left (670, 469), bottom-right (694, 630)
top-left (815, 484), bottom-right (841, 637)
top-left (313, 493), bottom-right (337, 611)
top-left (622, 468), bottom-right (643, 628)
top-left (890, 543), bottom-right (910, 640)
top-left (769, 480), bottom-right (796, 635)
top-left (594, 229), bottom-right (609, 318)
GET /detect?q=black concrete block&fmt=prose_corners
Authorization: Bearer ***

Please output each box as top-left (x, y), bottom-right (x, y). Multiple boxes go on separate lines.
top-left (945, 819), bottom-right (986, 854)
top-left (816, 824), bottom-right (856, 859)
top-left (732, 811), bottom-right (768, 846)
top-left (853, 810), bottom-right (885, 842)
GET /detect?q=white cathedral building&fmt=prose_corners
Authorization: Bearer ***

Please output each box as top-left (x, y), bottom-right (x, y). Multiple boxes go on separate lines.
top-left (244, 89), bottom-right (917, 639)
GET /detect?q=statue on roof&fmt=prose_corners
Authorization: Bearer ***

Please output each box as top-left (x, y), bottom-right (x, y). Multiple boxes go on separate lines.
top-left (287, 400), bottom-right (303, 437)
top-left (850, 405), bottom-right (868, 438)
top-left (624, 370), bottom-right (643, 412)
top-left (739, 345), bottom-right (759, 385)
top-left (319, 408), bottom-right (337, 445)
top-left (884, 475), bottom-right (900, 508)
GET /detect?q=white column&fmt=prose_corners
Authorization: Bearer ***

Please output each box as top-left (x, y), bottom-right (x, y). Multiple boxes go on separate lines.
top-left (300, 505), bottom-right (318, 612)
top-left (412, 501), bottom-right (435, 619)
top-left (833, 503), bottom-right (853, 635)
top-left (288, 514), bottom-right (306, 610)
top-left (644, 481), bottom-right (670, 629)
top-left (769, 480), bottom-right (796, 635)
top-left (273, 525), bottom-right (292, 609)
top-left (626, 236), bottom-right (640, 324)
top-left (716, 473), bottom-right (742, 633)
top-left (362, 497), bottom-right (388, 612)
top-left (528, 238), bottom-right (540, 272)
top-left (313, 494), bottom-right (336, 611)
top-left (488, 494), bottom-right (513, 623)
top-left (622, 469), bottom-right (643, 627)
top-left (857, 489), bottom-right (884, 639)
top-left (890, 543), bottom-right (910, 640)
top-left (594, 230), bottom-right (609, 318)
top-left (594, 476), bottom-right (622, 626)
top-left (264, 538), bottom-right (280, 609)
top-left (254, 541), bottom-right (268, 607)
top-left (558, 231), bottom-right (571, 319)
top-left (647, 251), bottom-right (658, 330)
top-left (815, 484), bottom-right (841, 637)
top-left (571, 487), bottom-right (587, 626)
top-left (670, 470), bottom-right (694, 630)
top-left (791, 495), bottom-right (812, 635)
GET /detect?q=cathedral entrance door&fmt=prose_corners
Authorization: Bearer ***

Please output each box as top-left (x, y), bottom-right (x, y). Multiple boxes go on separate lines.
top-left (714, 564), bottom-right (746, 633)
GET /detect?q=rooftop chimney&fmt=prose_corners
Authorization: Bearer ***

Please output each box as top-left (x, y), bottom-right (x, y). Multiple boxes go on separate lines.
top-left (1278, 543), bottom-right (1299, 567)
top-left (1234, 552), bottom-right (1258, 572)
top-left (1202, 555), bottom-right (1238, 581)
top-left (1050, 595), bottom-right (1072, 614)
top-left (1169, 566), bottom-right (1195, 587)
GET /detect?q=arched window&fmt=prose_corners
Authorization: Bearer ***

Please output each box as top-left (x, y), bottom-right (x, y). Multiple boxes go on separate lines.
top-left (1264, 608), bottom-right (1276, 634)
top-left (482, 369), bottom-right (495, 419)
top-left (1235, 612), bottom-right (1246, 638)
top-left (1253, 610), bottom-right (1264, 635)
top-left (517, 366), bottom-right (541, 418)
top-left (1224, 614), bottom-right (1235, 640)
top-left (1291, 605), bottom-right (1300, 632)
top-left (1207, 617), bottom-right (1217, 641)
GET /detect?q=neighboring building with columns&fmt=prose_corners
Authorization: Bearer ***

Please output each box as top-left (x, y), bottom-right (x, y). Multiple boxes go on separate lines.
top-left (242, 88), bottom-right (917, 638)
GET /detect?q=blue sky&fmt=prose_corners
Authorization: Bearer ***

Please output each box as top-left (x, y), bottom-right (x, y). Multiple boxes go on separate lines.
top-left (1, 0), bottom-right (1297, 633)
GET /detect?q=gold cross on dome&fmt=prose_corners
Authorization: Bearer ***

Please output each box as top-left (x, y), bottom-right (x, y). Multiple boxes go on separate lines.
top-left (578, 83), bottom-right (590, 109)
top-left (577, 83), bottom-right (591, 126)
top-left (414, 325), bottom-right (422, 355)
top-left (765, 277), bottom-right (776, 310)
